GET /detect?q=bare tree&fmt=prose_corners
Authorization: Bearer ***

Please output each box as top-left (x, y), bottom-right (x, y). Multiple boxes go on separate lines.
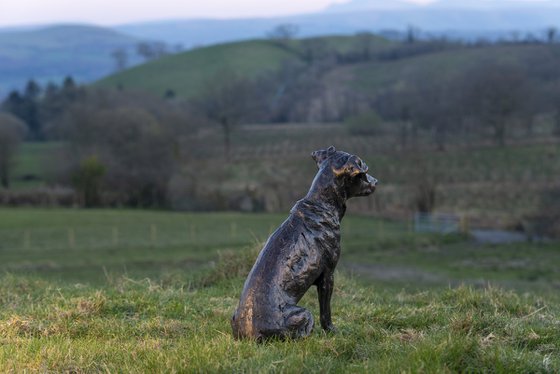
top-left (463, 63), bottom-right (526, 146)
top-left (546, 27), bottom-right (558, 44)
top-left (554, 110), bottom-right (560, 137)
top-left (0, 112), bottom-right (26, 188)
top-left (194, 72), bottom-right (253, 159)
top-left (136, 41), bottom-right (168, 61)
top-left (111, 48), bottom-right (128, 71)
top-left (267, 24), bottom-right (299, 41)
top-left (356, 32), bottom-right (376, 60)
top-left (406, 25), bottom-right (421, 44)
top-left (411, 157), bottom-right (439, 213)
top-left (300, 38), bottom-right (330, 65)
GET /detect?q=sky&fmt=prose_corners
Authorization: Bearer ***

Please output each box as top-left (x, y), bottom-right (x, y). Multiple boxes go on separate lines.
top-left (0, 0), bottom-right (435, 27)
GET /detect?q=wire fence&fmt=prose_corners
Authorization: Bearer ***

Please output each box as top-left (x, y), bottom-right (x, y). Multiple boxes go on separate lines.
top-left (0, 222), bottom-right (248, 252)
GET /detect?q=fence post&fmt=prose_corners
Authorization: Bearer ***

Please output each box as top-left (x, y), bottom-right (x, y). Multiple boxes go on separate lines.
top-left (23, 230), bottom-right (30, 250)
top-left (190, 224), bottom-right (196, 243)
top-left (150, 224), bottom-right (157, 246)
top-left (460, 215), bottom-right (470, 234)
top-left (112, 226), bottom-right (119, 246)
top-left (68, 228), bottom-right (75, 249)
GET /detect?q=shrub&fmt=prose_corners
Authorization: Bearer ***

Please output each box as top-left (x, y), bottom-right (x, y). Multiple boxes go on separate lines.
top-left (72, 156), bottom-right (106, 208)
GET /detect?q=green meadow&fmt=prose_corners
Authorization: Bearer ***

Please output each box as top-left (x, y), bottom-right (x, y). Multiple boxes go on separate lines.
top-left (0, 208), bottom-right (559, 372)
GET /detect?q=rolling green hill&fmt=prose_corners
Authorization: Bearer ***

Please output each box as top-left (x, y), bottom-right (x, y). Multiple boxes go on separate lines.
top-left (96, 35), bottom-right (393, 98)
top-left (97, 37), bottom-right (560, 102)
top-left (98, 39), bottom-right (300, 97)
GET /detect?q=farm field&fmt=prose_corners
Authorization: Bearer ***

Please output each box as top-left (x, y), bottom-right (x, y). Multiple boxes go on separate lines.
top-left (12, 121), bottom-right (560, 227)
top-left (0, 208), bottom-right (559, 372)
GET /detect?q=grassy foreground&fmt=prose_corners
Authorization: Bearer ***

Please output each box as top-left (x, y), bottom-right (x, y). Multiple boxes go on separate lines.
top-left (1, 209), bottom-right (559, 371)
top-left (1, 250), bottom-right (559, 372)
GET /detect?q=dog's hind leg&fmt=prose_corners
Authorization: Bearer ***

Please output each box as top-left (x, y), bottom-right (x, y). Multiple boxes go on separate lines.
top-left (283, 305), bottom-right (314, 339)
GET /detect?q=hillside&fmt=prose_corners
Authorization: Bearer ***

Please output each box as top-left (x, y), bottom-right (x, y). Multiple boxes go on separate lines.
top-left (328, 43), bottom-right (560, 96)
top-left (97, 39), bottom-right (300, 98)
top-left (97, 36), bottom-right (560, 102)
top-left (96, 36), bottom-right (392, 98)
top-left (0, 25), bottom-right (140, 97)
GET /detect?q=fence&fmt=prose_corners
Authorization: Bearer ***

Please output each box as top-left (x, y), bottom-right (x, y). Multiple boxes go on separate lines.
top-left (414, 212), bottom-right (468, 234)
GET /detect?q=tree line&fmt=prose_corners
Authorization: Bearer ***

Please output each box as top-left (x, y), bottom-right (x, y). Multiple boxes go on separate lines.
top-left (2, 32), bottom-right (560, 215)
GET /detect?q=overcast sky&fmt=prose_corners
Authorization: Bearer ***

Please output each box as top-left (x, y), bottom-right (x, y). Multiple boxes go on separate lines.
top-left (0, 0), bottom-right (439, 27)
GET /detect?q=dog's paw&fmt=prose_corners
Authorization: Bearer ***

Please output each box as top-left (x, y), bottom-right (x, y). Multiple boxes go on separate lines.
top-left (323, 324), bottom-right (337, 334)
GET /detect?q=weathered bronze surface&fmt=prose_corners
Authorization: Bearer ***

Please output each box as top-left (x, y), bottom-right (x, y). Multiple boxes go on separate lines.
top-left (231, 146), bottom-right (378, 340)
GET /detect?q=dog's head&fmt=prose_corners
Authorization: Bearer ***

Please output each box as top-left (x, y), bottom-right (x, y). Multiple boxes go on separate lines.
top-left (311, 146), bottom-right (378, 198)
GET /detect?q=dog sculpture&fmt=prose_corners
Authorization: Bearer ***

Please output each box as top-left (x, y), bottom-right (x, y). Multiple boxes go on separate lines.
top-left (231, 146), bottom-right (378, 340)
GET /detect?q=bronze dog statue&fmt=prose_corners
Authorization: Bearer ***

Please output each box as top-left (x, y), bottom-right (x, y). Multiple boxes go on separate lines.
top-left (231, 146), bottom-right (378, 340)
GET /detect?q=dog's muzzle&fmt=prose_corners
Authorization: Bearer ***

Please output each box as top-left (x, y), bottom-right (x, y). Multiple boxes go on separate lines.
top-left (360, 174), bottom-right (378, 196)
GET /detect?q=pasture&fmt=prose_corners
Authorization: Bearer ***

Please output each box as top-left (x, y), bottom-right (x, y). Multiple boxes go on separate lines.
top-left (1, 208), bottom-right (559, 372)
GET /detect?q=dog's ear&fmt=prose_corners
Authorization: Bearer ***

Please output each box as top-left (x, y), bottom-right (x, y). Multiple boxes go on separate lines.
top-left (311, 146), bottom-right (336, 168)
top-left (332, 156), bottom-right (369, 177)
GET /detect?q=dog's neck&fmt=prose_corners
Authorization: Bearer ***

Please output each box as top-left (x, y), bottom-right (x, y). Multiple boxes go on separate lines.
top-left (303, 168), bottom-right (347, 220)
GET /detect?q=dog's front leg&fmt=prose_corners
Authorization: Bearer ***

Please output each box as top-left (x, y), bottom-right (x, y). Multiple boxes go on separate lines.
top-left (316, 271), bottom-right (336, 333)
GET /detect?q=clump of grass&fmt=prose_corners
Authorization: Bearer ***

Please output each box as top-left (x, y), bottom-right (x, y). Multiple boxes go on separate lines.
top-left (197, 244), bottom-right (261, 287)
top-left (0, 248), bottom-right (559, 372)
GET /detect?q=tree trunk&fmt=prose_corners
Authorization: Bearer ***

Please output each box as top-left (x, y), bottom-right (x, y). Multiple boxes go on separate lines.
top-left (399, 121), bottom-right (408, 149)
top-left (554, 111), bottom-right (560, 137)
top-left (434, 125), bottom-right (446, 152)
top-left (524, 116), bottom-right (534, 137)
top-left (222, 121), bottom-right (231, 160)
top-left (494, 120), bottom-right (506, 146)
top-left (0, 168), bottom-right (9, 189)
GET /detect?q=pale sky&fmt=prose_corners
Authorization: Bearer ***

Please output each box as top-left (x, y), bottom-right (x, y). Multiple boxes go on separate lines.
top-left (0, 0), bottom-right (435, 27)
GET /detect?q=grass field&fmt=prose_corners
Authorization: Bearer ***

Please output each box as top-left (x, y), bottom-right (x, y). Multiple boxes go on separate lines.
top-left (10, 129), bottom-right (560, 227)
top-left (96, 39), bottom-right (303, 98)
top-left (11, 142), bottom-right (63, 189)
top-left (0, 208), bottom-right (559, 372)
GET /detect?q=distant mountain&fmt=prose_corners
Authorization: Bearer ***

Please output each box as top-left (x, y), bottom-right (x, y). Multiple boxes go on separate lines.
top-left (0, 25), bottom-right (141, 97)
top-left (326, 0), bottom-right (560, 12)
top-left (116, 5), bottom-right (560, 49)
top-left (325, 0), bottom-right (417, 12)
top-left (430, 0), bottom-right (560, 9)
